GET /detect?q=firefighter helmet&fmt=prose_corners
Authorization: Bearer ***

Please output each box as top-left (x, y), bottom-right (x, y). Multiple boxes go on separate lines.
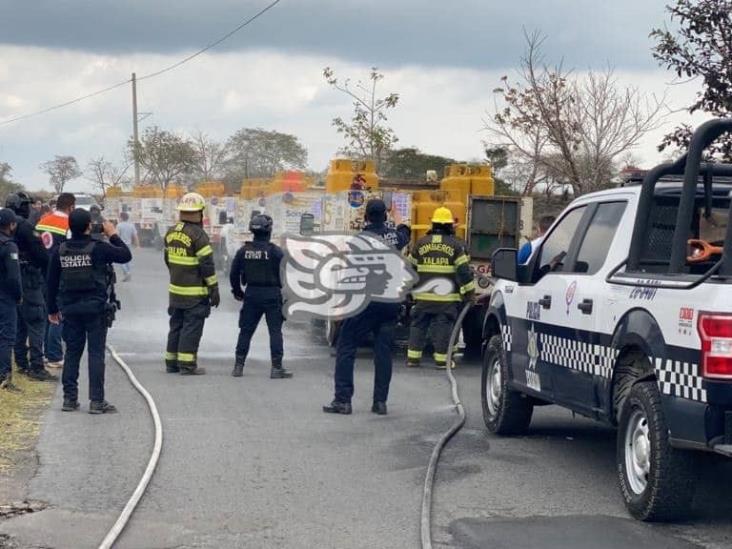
top-left (431, 206), bottom-right (454, 224)
top-left (177, 192), bottom-right (207, 212)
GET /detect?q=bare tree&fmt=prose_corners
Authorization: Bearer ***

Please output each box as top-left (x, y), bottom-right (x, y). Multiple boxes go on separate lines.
top-left (85, 156), bottom-right (131, 200)
top-left (323, 66), bottom-right (400, 171)
top-left (487, 32), bottom-right (666, 196)
top-left (191, 131), bottom-right (228, 182)
top-left (40, 155), bottom-right (81, 194)
top-left (129, 126), bottom-right (196, 191)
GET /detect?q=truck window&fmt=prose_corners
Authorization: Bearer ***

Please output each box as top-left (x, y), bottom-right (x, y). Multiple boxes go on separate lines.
top-left (573, 202), bottom-right (627, 274)
top-left (536, 206), bottom-right (586, 275)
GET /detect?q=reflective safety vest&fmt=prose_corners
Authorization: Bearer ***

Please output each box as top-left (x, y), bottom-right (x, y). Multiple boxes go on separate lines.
top-left (165, 221), bottom-right (218, 308)
top-left (36, 211), bottom-right (70, 250)
top-left (408, 233), bottom-right (475, 302)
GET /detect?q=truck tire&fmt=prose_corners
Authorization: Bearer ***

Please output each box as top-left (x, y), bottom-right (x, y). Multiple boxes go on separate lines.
top-left (481, 334), bottom-right (533, 435)
top-left (617, 380), bottom-right (698, 521)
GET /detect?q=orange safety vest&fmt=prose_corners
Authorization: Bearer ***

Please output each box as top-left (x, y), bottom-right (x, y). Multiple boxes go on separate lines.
top-left (36, 211), bottom-right (70, 250)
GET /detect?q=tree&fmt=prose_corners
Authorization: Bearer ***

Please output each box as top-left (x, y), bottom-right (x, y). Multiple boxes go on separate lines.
top-left (226, 128), bottom-right (307, 179)
top-left (85, 156), bottom-right (131, 200)
top-left (192, 132), bottom-right (228, 181)
top-left (488, 32), bottom-right (665, 196)
top-left (323, 66), bottom-right (400, 171)
top-left (0, 162), bottom-right (23, 204)
top-left (651, 0), bottom-right (732, 160)
top-left (40, 155), bottom-right (81, 194)
top-left (381, 148), bottom-right (455, 180)
top-left (129, 126), bottom-right (196, 190)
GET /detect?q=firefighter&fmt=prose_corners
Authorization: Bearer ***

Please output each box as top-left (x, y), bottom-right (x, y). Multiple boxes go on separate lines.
top-left (229, 214), bottom-right (292, 379)
top-left (164, 192), bottom-right (219, 375)
top-left (37, 192), bottom-right (76, 369)
top-left (323, 199), bottom-right (411, 416)
top-left (5, 193), bottom-right (54, 382)
top-left (407, 206), bottom-right (474, 369)
top-left (0, 209), bottom-right (22, 391)
top-left (46, 209), bottom-right (131, 413)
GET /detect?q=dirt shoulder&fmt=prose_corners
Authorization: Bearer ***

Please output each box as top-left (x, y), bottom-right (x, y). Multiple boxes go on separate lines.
top-left (0, 369), bottom-right (55, 507)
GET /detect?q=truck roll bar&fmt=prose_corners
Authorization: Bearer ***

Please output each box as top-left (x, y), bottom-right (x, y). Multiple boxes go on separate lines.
top-left (627, 118), bottom-right (732, 275)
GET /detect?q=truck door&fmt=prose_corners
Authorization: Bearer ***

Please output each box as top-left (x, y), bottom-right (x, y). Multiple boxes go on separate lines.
top-left (512, 205), bottom-right (588, 399)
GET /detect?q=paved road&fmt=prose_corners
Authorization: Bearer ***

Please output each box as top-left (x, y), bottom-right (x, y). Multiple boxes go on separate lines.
top-left (1, 248), bottom-right (731, 548)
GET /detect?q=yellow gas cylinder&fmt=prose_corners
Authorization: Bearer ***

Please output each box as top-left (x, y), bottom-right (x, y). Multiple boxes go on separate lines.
top-left (469, 164), bottom-right (495, 196)
top-left (441, 165), bottom-right (471, 205)
top-left (165, 184), bottom-right (185, 199)
top-left (106, 186), bottom-right (123, 198)
top-left (196, 181), bottom-right (225, 198)
top-left (442, 201), bottom-right (467, 240)
top-left (326, 159), bottom-right (379, 192)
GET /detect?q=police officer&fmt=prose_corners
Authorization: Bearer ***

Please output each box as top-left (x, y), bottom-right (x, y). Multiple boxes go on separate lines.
top-left (164, 192), bottom-right (219, 376)
top-left (323, 199), bottom-right (411, 416)
top-left (46, 208), bottom-right (131, 413)
top-left (407, 207), bottom-right (475, 369)
top-left (5, 192), bottom-right (54, 382)
top-left (0, 209), bottom-right (22, 391)
top-left (229, 214), bottom-right (292, 379)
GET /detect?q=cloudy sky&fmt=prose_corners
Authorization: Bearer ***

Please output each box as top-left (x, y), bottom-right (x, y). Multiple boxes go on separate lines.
top-left (0, 0), bottom-right (707, 192)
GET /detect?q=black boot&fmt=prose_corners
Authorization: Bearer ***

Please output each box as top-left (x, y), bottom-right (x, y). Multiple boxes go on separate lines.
top-left (180, 367), bottom-right (206, 376)
top-left (62, 399), bottom-right (80, 412)
top-left (25, 368), bottom-right (58, 382)
top-left (232, 355), bottom-right (245, 377)
top-left (371, 401), bottom-right (388, 415)
top-left (270, 362), bottom-right (293, 379)
top-left (89, 400), bottom-right (117, 414)
top-left (323, 400), bottom-right (352, 415)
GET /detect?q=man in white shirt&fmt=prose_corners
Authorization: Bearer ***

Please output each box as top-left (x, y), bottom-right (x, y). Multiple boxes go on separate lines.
top-left (115, 211), bottom-right (138, 281)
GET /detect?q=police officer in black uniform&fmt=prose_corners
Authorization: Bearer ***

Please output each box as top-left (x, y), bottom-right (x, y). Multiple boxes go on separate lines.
top-left (229, 214), bottom-right (292, 379)
top-left (5, 192), bottom-right (54, 382)
top-left (323, 199), bottom-right (411, 416)
top-left (46, 209), bottom-right (132, 413)
top-left (0, 209), bottom-right (22, 391)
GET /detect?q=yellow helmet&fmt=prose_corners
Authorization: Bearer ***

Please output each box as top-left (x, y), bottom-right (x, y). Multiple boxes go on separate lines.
top-left (177, 192), bottom-right (206, 212)
top-left (431, 206), bottom-right (454, 224)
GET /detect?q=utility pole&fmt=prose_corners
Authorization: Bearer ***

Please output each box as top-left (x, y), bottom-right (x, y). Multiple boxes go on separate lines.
top-left (132, 73), bottom-right (140, 187)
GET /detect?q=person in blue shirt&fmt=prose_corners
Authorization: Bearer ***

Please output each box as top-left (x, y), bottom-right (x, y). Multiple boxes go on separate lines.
top-left (518, 215), bottom-right (555, 264)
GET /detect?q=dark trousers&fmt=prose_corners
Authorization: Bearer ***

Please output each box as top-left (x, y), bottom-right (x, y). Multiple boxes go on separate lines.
top-left (62, 313), bottom-right (108, 402)
top-left (236, 294), bottom-right (284, 365)
top-left (408, 302), bottom-right (458, 364)
top-left (15, 301), bottom-right (46, 372)
top-left (334, 302), bottom-right (398, 404)
top-left (166, 302), bottom-right (209, 371)
top-left (0, 299), bottom-right (18, 381)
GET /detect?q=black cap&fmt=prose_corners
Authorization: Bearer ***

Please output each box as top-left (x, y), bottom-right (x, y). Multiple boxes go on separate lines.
top-left (69, 208), bottom-right (92, 236)
top-left (0, 208), bottom-right (17, 227)
top-left (365, 198), bottom-right (387, 223)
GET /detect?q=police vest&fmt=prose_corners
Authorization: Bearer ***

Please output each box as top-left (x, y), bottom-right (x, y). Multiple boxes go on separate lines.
top-left (242, 241), bottom-right (279, 287)
top-left (58, 241), bottom-right (107, 294)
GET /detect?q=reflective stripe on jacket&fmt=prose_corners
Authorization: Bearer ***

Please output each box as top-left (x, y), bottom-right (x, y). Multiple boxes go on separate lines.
top-left (408, 233), bottom-right (474, 302)
top-left (164, 221), bottom-right (218, 308)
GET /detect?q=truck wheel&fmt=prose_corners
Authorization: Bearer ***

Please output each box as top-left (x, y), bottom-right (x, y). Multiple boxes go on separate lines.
top-left (617, 381), bottom-right (698, 521)
top-left (481, 334), bottom-right (533, 435)
top-left (462, 307), bottom-right (485, 360)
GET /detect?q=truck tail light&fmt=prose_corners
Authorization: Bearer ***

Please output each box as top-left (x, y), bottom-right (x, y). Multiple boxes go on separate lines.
top-left (698, 313), bottom-right (732, 379)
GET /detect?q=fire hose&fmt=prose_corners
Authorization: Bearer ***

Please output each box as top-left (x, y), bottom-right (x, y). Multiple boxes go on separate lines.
top-left (98, 345), bottom-right (163, 549)
top-left (420, 301), bottom-right (473, 549)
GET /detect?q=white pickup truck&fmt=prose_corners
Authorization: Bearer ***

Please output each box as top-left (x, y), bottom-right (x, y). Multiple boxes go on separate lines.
top-left (482, 119), bottom-right (732, 521)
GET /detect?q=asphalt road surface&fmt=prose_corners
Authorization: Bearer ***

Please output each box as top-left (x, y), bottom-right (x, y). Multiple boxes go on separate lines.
top-left (1, 248), bottom-right (731, 549)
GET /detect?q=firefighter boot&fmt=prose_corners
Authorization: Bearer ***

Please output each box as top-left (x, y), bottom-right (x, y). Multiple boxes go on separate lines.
top-left (232, 355), bottom-right (246, 377)
top-left (270, 362), bottom-right (293, 379)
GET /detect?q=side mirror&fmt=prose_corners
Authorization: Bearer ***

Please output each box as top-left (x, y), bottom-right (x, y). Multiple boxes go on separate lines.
top-left (492, 248), bottom-right (518, 281)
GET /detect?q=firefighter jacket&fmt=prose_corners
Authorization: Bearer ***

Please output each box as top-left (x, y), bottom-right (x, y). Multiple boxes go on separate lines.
top-left (408, 232), bottom-right (475, 302)
top-left (164, 221), bottom-right (218, 309)
top-left (36, 211), bottom-right (70, 251)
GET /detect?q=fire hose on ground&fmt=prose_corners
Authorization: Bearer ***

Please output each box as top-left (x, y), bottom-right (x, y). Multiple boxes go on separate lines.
top-left (98, 344), bottom-right (163, 549)
top-left (420, 301), bottom-right (473, 549)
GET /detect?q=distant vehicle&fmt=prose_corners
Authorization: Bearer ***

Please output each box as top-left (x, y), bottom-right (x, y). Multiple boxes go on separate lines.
top-left (482, 119), bottom-right (732, 522)
top-left (70, 193), bottom-right (101, 212)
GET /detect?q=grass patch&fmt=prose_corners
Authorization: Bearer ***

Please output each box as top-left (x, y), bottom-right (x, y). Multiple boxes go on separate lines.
top-left (0, 368), bottom-right (55, 472)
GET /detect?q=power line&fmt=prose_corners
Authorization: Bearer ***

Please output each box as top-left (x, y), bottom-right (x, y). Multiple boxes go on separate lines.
top-left (0, 0), bottom-right (282, 127)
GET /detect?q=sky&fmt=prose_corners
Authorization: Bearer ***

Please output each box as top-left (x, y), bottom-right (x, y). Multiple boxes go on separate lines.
top-left (0, 0), bottom-right (709, 192)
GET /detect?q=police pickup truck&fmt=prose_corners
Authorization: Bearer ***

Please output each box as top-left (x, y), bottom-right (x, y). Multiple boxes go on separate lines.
top-left (481, 119), bottom-right (732, 522)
